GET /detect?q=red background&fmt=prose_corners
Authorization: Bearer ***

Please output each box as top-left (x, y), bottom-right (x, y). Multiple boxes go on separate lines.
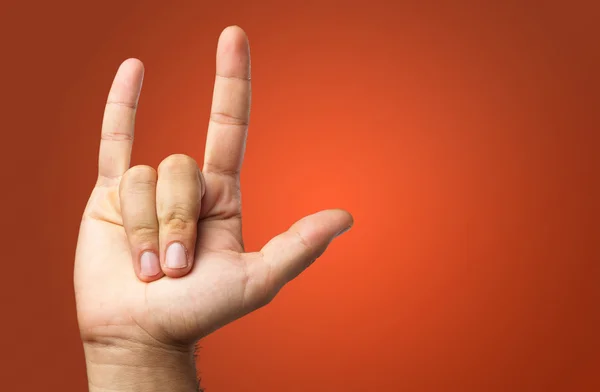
top-left (1, 1), bottom-right (599, 391)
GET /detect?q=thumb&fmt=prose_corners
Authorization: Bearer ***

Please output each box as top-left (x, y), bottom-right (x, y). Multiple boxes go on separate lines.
top-left (260, 209), bottom-right (353, 288)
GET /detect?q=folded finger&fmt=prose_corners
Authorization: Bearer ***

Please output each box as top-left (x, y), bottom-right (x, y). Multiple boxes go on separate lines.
top-left (119, 165), bottom-right (162, 282)
top-left (156, 154), bottom-right (203, 278)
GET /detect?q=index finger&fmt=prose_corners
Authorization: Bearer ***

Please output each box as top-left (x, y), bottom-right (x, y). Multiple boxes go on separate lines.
top-left (97, 58), bottom-right (144, 185)
top-left (202, 26), bottom-right (251, 178)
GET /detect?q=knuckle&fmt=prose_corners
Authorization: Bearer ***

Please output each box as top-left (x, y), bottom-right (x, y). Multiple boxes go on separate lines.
top-left (129, 223), bottom-right (158, 241)
top-left (258, 290), bottom-right (276, 308)
top-left (128, 164), bottom-right (155, 176)
top-left (254, 264), bottom-right (278, 309)
top-left (159, 205), bottom-right (195, 232)
top-left (120, 165), bottom-right (157, 195)
top-left (158, 154), bottom-right (198, 174)
top-left (250, 281), bottom-right (275, 310)
top-left (126, 165), bottom-right (157, 182)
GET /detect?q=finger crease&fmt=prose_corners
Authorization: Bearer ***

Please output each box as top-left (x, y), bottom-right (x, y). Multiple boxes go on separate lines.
top-left (106, 100), bottom-right (138, 109)
top-left (293, 230), bottom-right (312, 253)
top-left (216, 74), bottom-right (251, 82)
top-left (210, 112), bottom-right (249, 126)
top-left (203, 163), bottom-right (240, 177)
top-left (101, 132), bottom-right (134, 141)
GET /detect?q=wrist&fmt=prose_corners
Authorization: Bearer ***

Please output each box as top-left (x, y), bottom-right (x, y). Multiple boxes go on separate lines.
top-left (84, 339), bottom-right (200, 392)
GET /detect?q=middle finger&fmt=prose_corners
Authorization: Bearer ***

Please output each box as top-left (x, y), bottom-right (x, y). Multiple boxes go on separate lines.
top-left (156, 154), bottom-right (204, 277)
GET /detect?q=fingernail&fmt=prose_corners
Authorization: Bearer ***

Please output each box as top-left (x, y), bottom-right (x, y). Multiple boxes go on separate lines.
top-left (140, 251), bottom-right (160, 276)
top-left (166, 242), bottom-right (188, 269)
top-left (334, 225), bottom-right (352, 239)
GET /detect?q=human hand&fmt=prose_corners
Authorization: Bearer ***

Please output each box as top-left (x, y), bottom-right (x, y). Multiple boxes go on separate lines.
top-left (74, 26), bottom-right (352, 390)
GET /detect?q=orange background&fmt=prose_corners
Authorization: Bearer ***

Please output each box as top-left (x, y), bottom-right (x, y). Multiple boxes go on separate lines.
top-left (1, 1), bottom-right (599, 391)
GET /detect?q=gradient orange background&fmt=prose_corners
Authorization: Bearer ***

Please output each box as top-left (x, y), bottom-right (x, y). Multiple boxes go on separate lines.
top-left (1, 1), bottom-right (599, 391)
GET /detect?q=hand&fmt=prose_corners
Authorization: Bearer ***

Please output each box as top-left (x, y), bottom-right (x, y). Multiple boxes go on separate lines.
top-left (74, 26), bottom-right (352, 389)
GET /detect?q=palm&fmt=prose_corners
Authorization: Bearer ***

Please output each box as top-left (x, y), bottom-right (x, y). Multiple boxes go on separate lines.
top-left (74, 27), bottom-right (352, 349)
top-left (75, 174), bottom-right (261, 346)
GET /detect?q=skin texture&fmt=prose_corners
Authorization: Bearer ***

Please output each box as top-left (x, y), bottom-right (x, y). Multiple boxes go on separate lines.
top-left (74, 26), bottom-right (353, 390)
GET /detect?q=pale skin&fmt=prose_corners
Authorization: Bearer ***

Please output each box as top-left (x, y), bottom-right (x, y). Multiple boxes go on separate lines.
top-left (74, 26), bottom-right (353, 391)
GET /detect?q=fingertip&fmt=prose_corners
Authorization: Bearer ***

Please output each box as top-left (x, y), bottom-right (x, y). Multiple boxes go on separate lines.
top-left (137, 271), bottom-right (164, 283)
top-left (219, 25), bottom-right (248, 44)
top-left (331, 210), bottom-right (354, 240)
top-left (161, 269), bottom-right (192, 279)
top-left (161, 264), bottom-right (194, 279)
top-left (258, 209), bottom-right (352, 287)
top-left (218, 25), bottom-right (249, 55)
top-left (161, 241), bottom-right (195, 279)
top-left (280, 209), bottom-right (353, 252)
top-left (108, 58), bottom-right (145, 105)
top-left (119, 58), bottom-right (145, 73)
top-left (330, 208), bottom-right (354, 231)
top-left (116, 58), bottom-right (145, 85)
top-left (216, 25), bottom-right (250, 79)
top-left (309, 208), bottom-right (354, 236)
top-left (136, 251), bottom-right (164, 283)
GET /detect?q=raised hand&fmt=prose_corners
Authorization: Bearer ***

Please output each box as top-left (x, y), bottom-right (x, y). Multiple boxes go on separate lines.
top-left (74, 26), bottom-right (353, 372)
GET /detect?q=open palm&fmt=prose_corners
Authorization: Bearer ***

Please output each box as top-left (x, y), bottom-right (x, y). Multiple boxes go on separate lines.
top-left (74, 26), bottom-right (352, 350)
